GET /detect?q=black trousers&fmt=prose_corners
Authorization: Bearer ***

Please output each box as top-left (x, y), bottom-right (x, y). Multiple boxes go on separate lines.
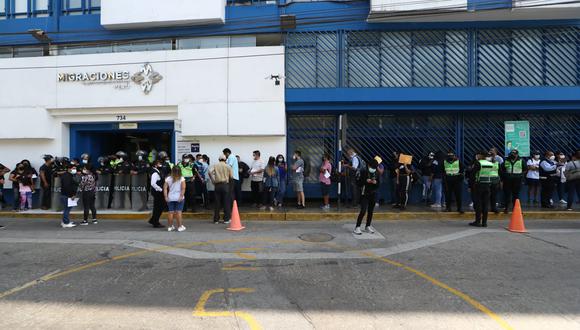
top-left (356, 192), bottom-right (376, 228)
top-left (234, 179), bottom-right (242, 204)
top-left (183, 180), bottom-right (197, 212)
top-left (251, 181), bottom-right (263, 206)
top-left (214, 183), bottom-right (232, 222)
top-left (149, 191), bottom-right (165, 225)
top-left (490, 182), bottom-right (499, 212)
top-left (41, 186), bottom-right (52, 209)
top-left (82, 191), bottom-right (97, 221)
top-left (349, 175), bottom-right (360, 206)
top-left (445, 176), bottom-right (463, 211)
top-left (397, 175), bottom-right (411, 208)
top-left (540, 178), bottom-right (556, 207)
top-left (566, 180), bottom-right (580, 209)
top-left (474, 184), bottom-right (491, 225)
top-left (503, 176), bottom-right (522, 210)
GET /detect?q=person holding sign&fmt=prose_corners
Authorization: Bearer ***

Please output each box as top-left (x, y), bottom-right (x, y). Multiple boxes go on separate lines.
top-left (394, 154), bottom-right (413, 211)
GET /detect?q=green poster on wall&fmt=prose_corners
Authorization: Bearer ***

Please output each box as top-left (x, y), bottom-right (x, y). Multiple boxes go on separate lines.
top-left (505, 121), bottom-right (530, 157)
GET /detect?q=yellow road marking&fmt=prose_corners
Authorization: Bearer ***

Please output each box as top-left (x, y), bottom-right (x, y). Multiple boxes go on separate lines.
top-left (360, 252), bottom-right (514, 330)
top-left (193, 288), bottom-right (261, 330)
top-left (222, 262), bottom-right (259, 271)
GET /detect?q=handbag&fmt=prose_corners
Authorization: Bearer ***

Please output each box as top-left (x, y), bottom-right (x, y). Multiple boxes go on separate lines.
top-left (565, 162), bottom-right (580, 182)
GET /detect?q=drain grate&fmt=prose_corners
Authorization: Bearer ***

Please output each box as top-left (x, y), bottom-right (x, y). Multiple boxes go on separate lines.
top-left (298, 233), bottom-right (335, 243)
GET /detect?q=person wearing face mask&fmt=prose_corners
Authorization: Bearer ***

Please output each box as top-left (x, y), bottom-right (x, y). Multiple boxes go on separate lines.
top-left (555, 152), bottom-right (567, 205)
top-left (148, 160), bottom-right (166, 228)
top-left (9, 163), bottom-right (23, 211)
top-left (353, 159), bottom-right (379, 235)
top-left (488, 148), bottom-right (502, 214)
top-left (564, 150), bottom-right (580, 211)
top-left (79, 153), bottom-right (91, 170)
top-left (394, 155), bottom-right (414, 211)
top-left (418, 152), bottom-right (435, 204)
top-left (79, 164), bottom-right (98, 225)
top-left (0, 162), bottom-right (10, 212)
top-left (178, 154), bottom-right (198, 213)
top-left (526, 151), bottom-right (541, 204)
top-left (60, 165), bottom-right (79, 228)
top-left (131, 150), bottom-right (151, 212)
top-left (39, 155), bottom-right (54, 210)
top-left (276, 154), bottom-right (287, 208)
top-left (443, 150), bottom-right (465, 214)
top-left (501, 149), bottom-right (525, 214)
top-left (539, 151), bottom-right (558, 208)
top-left (469, 151), bottom-right (495, 228)
top-left (158, 151), bottom-right (173, 178)
top-left (223, 148), bottom-right (240, 206)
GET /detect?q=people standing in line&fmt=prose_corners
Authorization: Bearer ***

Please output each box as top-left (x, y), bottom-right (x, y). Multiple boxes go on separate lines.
top-left (250, 150), bottom-right (265, 208)
top-left (394, 157), bottom-right (413, 211)
top-left (292, 150), bottom-right (306, 209)
top-left (443, 150), bottom-right (464, 213)
top-left (0, 163), bottom-right (9, 211)
top-left (344, 148), bottom-right (363, 208)
top-left (275, 154), bottom-right (287, 208)
top-left (488, 148), bottom-right (502, 214)
top-left (223, 148), bottom-right (240, 204)
top-left (564, 150), bottom-right (580, 211)
top-left (501, 149), bottom-right (525, 214)
top-left (79, 164), bottom-right (98, 225)
top-left (9, 163), bottom-right (24, 211)
top-left (164, 166), bottom-right (186, 232)
top-left (419, 152), bottom-right (435, 203)
top-left (148, 160), bottom-right (166, 228)
top-left (60, 165), bottom-right (79, 228)
top-left (39, 155), bottom-right (54, 210)
top-left (209, 155), bottom-right (233, 224)
top-left (178, 154), bottom-right (198, 213)
top-left (237, 155), bottom-right (250, 205)
top-left (555, 152), bottom-right (567, 205)
top-left (263, 156), bottom-right (280, 211)
top-left (470, 151), bottom-right (494, 228)
top-left (375, 156), bottom-right (385, 208)
top-left (195, 154), bottom-right (210, 209)
top-left (539, 151), bottom-right (558, 209)
top-left (319, 153), bottom-right (332, 210)
top-left (430, 152), bottom-right (445, 209)
top-left (526, 151), bottom-right (541, 205)
top-left (353, 159), bottom-right (379, 235)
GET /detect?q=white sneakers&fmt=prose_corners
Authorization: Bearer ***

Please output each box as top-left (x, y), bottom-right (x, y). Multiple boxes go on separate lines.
top-left (365, 226), bottom-right (376, 234)
top-left (353, 227), bottom-right (362, 235)
top-left (430, 204), bottom-right (442, 208)
top-left (61, 222), bottom-right (77, 228)
top-left (559, 199), bottom-right (567, 204)
top-left (168, 225), bottom-right (186, 232)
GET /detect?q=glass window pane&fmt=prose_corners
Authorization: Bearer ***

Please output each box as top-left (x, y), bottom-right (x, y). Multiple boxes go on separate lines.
top-left (68, 0), bottom-right (82, 9)
top-left (15, 0), bottom-right (28, 13)
top-left (36, 0), bottom-right (49, 11)
top-left (177, 37), bottom-right (229, 50)
top-left (114, 40), bottom-right (172, 53)
top-left (59, 44), bottom-right (113, 55)
top-left (0, 1), bottom-right (6, 14)
top-left (231, 36), bottom-right (256, 48)
top-left (91, 0), bottom-right (101, 7)
top-left (13, 47), bottom-right (44, 58)
top-left (0, 47), bottom-right (12, 58)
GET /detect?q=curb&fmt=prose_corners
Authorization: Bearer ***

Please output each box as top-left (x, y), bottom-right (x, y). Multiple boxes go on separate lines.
top-left (1, 210), bottom-right (579, 221)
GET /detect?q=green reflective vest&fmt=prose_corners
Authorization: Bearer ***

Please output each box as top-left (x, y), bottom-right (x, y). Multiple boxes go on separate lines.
top-left (504, 159), bottom-right (524, 175)
top-left (477, 160), bottom-right (499, 183)
top-left (110, 159), bottom-right (122, 169)
top-left (444, 160), bottom-right (460, 176)
top-left (178, 163), bottom-right (193, 178)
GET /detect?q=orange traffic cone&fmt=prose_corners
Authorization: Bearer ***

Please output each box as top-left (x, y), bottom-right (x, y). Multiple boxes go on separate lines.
top-left (227, 200), bottom-right (245, 231)
top-left (507, 199), bottom-right (527, 233)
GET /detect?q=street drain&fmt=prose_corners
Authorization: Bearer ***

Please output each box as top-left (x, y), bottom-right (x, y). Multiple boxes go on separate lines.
top-left (299, 233), bottom-right (335, 243)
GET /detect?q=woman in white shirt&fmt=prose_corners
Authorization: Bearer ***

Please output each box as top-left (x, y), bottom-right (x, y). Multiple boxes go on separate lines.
top-left (526, 151), bottom-right (541, 204)
top-left (164, 166), bottom-right (186, 232)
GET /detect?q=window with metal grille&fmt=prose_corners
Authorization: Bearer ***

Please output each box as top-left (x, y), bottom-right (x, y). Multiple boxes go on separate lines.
top-left (63, 0), bottom-right (100, 15)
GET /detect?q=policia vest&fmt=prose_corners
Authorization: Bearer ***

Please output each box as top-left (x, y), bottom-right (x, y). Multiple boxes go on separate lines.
top-left (476, 160), bottom-right (499, 184)
top-left (504, 159), bottom-right (524, 177)
top-left (444, 160), bottom-right (461, 176)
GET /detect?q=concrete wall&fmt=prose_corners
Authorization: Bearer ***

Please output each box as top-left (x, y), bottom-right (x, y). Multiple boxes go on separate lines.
top-left (101, 0), bottom-right (226, 29)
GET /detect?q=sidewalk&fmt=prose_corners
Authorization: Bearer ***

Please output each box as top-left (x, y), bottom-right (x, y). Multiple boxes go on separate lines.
top-left (1, 204), bottom-right (578, 220)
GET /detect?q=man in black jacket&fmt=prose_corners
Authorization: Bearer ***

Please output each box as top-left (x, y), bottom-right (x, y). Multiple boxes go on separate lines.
top-left (60, 165), bottom-right (79, 228)
top-left (354, 159), bottom-right (379, 235)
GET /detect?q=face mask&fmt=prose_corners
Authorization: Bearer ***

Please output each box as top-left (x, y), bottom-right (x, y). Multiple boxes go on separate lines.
top-left (293, 156), bottom-right (297, 160)
top-left (82, 159), bottom-right (88, 164)
top-left (549, 156), bottom-right (556, 161)
top-left (138, 156), bottom-right (143, 161)
top-left (183, 159), bottom-right (189, 164)
top-left (485, 157), bottom-right (493, 162)
top-left (278, 158), bottom-right (283, 162)
top-left (559, 155), bottom-right (565, 160)
top-left (70, 169), bottom-right (77, 175)
top-left (428, 156), bottom-right (434, 159)
top-left (118, 158), bottom-right (123, 162)
top-left (368, 168), bottom-right (376, 174)
top-left (534, 155), bottom-right (540, 160)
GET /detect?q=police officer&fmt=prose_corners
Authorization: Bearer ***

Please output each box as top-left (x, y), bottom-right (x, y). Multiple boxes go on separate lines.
top-left (443, 150), bottom-right (464, 213)
top-left (113, 151), bottom-right (132, 174)
top-left (469, 151), bottom-right (497, 228)
top-left (501, 149), bottom-right (525, 213)
top-left (539, 150), bottom-right (558, 209)
top-left (132, 150), bottom-right (150, 175)
top-left (158, 151), bottom-right (173, 178)
top-left (148, 160), bottom-right (165, 228)
top-left (96, 156), bottom-right (113, 175)
top-left (178, 154), bottom-right (198, 212)
top-left (488, 148), bottom-right (502, 214)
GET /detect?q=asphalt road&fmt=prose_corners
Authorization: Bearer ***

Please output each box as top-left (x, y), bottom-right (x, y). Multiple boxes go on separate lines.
top-left (0, 218), bottom-right (579, 330)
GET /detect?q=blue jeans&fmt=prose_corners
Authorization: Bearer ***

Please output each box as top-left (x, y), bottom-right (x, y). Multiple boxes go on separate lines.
top-left (276, 179), bottom-right (287, 205)
top-left (422, 175), bottom-right (432, 201)
top-left (61, 195), bottom-right (73, 224)
top-left (432, 178), bottom-right (443, 205)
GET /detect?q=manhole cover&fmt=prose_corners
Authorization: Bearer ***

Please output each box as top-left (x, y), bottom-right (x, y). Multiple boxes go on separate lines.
top-left (298, 233), bottom-right (335, 243)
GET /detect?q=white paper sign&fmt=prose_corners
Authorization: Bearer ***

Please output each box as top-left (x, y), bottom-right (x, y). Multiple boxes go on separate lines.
top-left (67, 198), bottom-right (78, 207)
